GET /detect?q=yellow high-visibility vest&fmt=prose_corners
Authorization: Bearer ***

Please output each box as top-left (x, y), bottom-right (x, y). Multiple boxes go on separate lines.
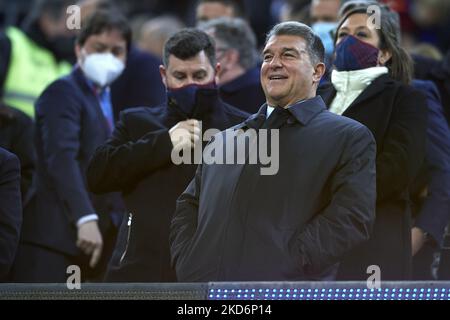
top-left (2, 27), bottom-right (72, 118)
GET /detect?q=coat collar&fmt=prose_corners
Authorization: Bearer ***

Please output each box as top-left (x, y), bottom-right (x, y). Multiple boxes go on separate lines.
top-left (242, 104), bottom-right (267, 129)
top-left (286, 96), bottom-right (327, 125)
top-left (242, 95), bottom-right (327, 129)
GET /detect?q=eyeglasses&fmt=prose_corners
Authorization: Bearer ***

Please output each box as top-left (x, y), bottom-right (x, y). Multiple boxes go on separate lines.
top-left (215, 47), bottom-right (229, 60)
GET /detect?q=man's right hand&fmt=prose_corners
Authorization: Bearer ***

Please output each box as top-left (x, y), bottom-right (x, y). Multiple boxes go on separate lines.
top-left (76, 220), bottom-right (103, 268)
top-left (169, 119), bottom-right (201, 150)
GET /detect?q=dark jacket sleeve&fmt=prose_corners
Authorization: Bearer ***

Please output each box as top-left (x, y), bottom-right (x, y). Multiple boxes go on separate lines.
top-left (170, 162), bottom-right (202, 267)
top-left (0, 148), bottom-right (22, 281)
top-left (8, 109), bottom-right (35, 205)
top-left (376, 85), bottom-right (428, 202)
top-left (413, 81), bottom-right (450, 245)
top-left (293, 125), bottom-right (377, 275)
top-left (87, 110), bottom-right (174, 194)
top-left (35, 80), bottom-right (95, 223)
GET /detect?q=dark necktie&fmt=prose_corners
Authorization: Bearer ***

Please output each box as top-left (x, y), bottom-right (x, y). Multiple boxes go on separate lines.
top-left (262, 106), bottom-right (291, 129)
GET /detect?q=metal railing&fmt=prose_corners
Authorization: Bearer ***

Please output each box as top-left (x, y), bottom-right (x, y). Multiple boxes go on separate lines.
top-left (1, 281), bottom-right (450, 300)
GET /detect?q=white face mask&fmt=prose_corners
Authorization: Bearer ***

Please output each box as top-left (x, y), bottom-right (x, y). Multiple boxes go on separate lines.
top-left (80, 51), bottom-right (125, 87)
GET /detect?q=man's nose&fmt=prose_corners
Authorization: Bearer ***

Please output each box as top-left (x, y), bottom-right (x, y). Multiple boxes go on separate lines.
top-left (269, 55), bottom-right (283, 68)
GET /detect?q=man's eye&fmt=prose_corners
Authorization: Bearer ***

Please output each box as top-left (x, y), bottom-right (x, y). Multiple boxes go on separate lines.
top-left (337, 32), bottom-right (347, 38)
top-left (112, 49), bottom-right (124, 56)
top-left (263, 55), bottom-right (272, 61)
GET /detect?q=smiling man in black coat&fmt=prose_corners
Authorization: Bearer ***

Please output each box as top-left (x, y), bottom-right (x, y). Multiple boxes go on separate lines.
top-left (170, 22), bottom-right (377, 282)
top-left (87, 29), bottom-right (248, 282)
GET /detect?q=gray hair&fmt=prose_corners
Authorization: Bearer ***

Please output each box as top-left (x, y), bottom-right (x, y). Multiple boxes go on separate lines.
top-left (200, 17), bottom-right (258, 70)
top-left (265, 21), bottom-right (325, 65)
top-left (139, 15), bottom-right (185, 44)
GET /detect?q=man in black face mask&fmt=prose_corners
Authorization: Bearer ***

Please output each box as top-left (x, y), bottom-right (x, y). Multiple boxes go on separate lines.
top-left (0, 0), bottom-right (75, 119)
top-left (86, 28), bottom-right (248, 282)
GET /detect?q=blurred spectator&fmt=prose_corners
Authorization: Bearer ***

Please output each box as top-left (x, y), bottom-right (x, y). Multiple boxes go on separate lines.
top-left (411, 43), bottom-right (444, 61)
top-left (318, 0), bottom-right (427, 280)
top-left (0, 0), bottom-right (74, 118)
top-left (137, 15), bottom-right (185, 58)
top-left (242, 0), bottom-right (277, 48)
top-left (279, 0), bottom-right (311, 24)
top-left (0, 104), bottom-right (35, 205)
top-left (11, 10), bottom-right (129, 283)
top-left (410, 0), bottom-right (450, 53)
top-left (195, 0), bottom-right (246, 26)
top-left (86, 29), bottom-right (248, 282)
top-left (413, 50), bottom-right (450, 126)
top-left (201, 17), bottom-right (265, 113)
top-left (78, 0), bottom-right (166, 119)
top-left (310, 0), bottom-right (341, 23)
top-left (0, 147), bottom-right (22, 282)
top-left (310, 0), bottom-right (346, 78)
top-left (129, 14), bottom-right (153, 44)
top-left (0, 1), bottom-right (30, 27)
top-left (410, 79), bottom-right (450, 279)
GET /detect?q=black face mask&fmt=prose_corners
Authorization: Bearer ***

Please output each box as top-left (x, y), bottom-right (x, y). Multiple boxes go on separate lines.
top-left (48, 35), bottom-right (76, 64)
top-left (167, 82), bottom-right (217, 118)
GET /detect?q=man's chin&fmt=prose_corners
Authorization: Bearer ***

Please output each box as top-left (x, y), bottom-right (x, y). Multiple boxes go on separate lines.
top-left (267, 95), bottom-right (286, 107)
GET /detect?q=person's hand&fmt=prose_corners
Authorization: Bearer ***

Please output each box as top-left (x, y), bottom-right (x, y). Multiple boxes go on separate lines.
top-left (169, 119), bottom-right (201, 150)
top-left (77, 220), bottom-right (103, 268)
top-left (411, 226), bottom-right (427, 256)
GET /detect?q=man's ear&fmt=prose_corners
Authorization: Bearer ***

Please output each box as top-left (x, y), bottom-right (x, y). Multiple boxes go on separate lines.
top-left (214, 62), bottom-right (221, 84)
top-left (313, 62), bottom-right (326, 84)
top-left (159, 65), bottom-right (168, 87)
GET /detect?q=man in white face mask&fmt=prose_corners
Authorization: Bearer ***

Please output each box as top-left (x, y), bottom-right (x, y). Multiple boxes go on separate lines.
top-left (11, 10), bottom-right (129, 283)
top-left (310, 0), bottom-right (342, 80)
top-left (78, 48), bottom-right (125, 88)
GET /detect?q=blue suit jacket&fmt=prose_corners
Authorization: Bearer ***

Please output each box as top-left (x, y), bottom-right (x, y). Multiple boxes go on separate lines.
top-left (411, 79), bottom-right (450, 246)
top-left (0, 147), bottom-right (22, 280)
top-left (21, 67), bottom-right (122, 256)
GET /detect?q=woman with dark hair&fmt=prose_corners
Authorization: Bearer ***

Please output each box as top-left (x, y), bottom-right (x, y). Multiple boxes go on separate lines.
top-left (318, 0), bottom-right (428, 280)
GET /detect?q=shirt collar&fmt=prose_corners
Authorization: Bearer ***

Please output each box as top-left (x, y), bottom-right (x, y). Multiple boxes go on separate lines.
top-left (266, 96), bottom-right (327, 125)
top-left (266, 105), bottom-right (275, 119)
